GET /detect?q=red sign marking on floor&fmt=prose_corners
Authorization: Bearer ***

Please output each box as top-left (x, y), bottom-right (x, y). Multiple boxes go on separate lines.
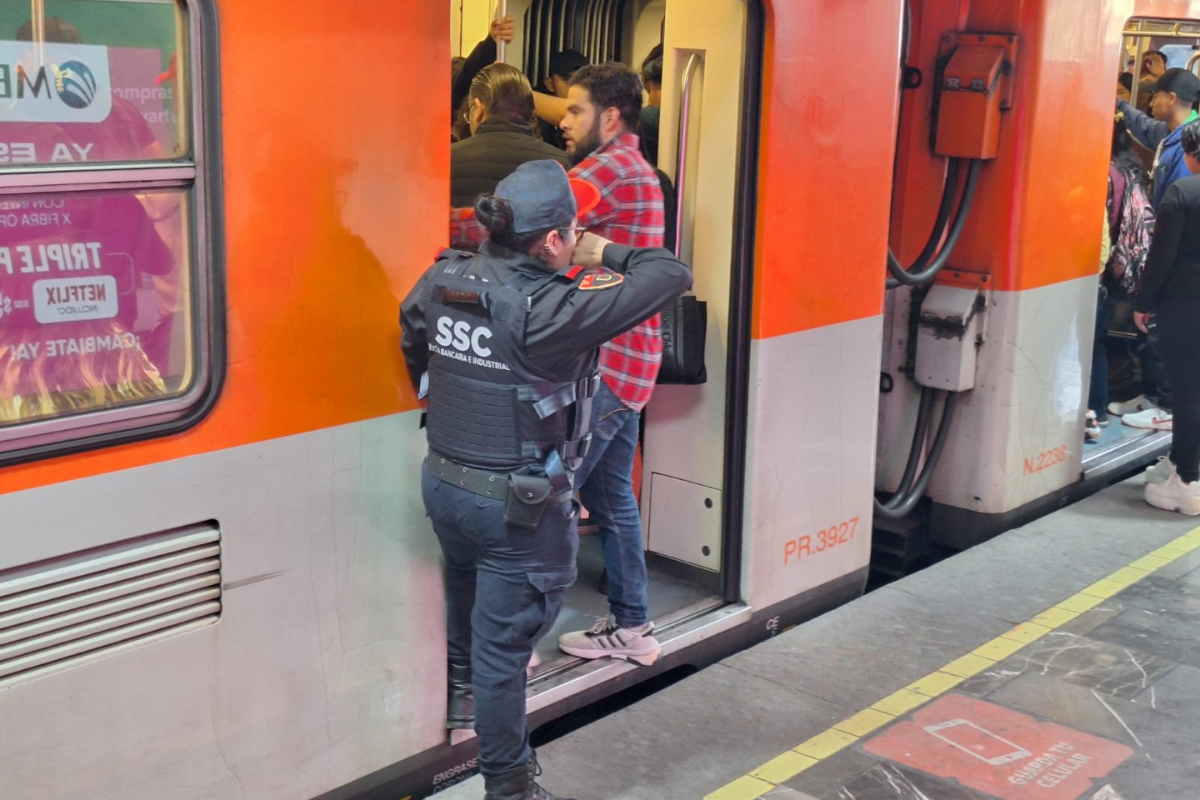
top-left (863, 693), bottom-right (1133, 800)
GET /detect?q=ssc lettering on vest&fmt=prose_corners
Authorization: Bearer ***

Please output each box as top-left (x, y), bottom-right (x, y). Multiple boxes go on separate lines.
top-left (431, 316), bottom-right (511, 371)
top-left (435, 317), bottom-right (493, 357)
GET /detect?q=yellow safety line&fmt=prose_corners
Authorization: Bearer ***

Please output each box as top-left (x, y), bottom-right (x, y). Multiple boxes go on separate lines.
top-left (702, 526), bottom-right (1200, 800)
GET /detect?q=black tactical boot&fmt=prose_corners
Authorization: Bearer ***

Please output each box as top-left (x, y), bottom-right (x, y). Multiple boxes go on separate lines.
top-left (446, 660), bottom-right (474, 730)
top-left (525, 751), bottom-right (575, 800)
top-left (482, 758), bottom-right (576, 800)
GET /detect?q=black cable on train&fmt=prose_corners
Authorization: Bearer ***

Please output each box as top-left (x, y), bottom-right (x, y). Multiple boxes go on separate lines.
top-left (875, 389), bottom-right (960, 520)
top-left (885, 158), bottom-right (984, 288)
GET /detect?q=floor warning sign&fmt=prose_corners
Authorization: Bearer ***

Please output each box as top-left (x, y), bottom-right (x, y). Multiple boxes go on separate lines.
top-left (863, 693), bottom-right (1133, 800)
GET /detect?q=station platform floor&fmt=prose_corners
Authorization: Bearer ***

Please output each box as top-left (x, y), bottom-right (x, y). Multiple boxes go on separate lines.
top-left (436, 475), bottom-right (1200, 800)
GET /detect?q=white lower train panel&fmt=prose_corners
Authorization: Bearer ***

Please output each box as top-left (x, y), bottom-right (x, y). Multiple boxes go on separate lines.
top-left (0, 417), bottom-right (443, 800)
top-left (878, 275), bottom-right (1098, 515)
top-left (741, 316), bottom-right (883, 609)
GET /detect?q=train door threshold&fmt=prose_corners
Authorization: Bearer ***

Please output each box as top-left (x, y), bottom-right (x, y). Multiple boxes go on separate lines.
top-left (448, 596), bottom-right (747, 748)
top-left (1082, 427), bottom-right (1170, 484)
top-left (524, 533), bottom-right (726, 680)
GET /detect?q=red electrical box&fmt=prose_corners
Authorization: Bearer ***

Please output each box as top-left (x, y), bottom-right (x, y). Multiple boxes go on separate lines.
top-left (935, 34), bottom-right (1017, 160)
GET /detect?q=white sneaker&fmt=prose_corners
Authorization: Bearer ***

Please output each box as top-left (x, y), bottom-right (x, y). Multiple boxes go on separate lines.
top-left (1123, 407), bottom-right (1173, 431)
top-left (1146, 456), bottom-right (1177, 486)
top-left (1109, 395), bottom-right (1152, 416)
top-left (1085, 411), bottom-right (1101, 442)
top-left (558, 616), bottom-right (660, 666)
top-left (1145, 474), bottom-right (1200, 516)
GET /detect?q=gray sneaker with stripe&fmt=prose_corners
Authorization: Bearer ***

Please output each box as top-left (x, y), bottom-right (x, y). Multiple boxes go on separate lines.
top-left (558, 615), bottom-right (660, 666)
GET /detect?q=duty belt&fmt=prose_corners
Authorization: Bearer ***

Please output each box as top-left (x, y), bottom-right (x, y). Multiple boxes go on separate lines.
top-left (426, 453), bottom-right (573, 504)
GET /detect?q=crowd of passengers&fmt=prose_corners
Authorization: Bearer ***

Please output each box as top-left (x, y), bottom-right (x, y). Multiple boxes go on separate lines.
top-left (440, 14), bottom-right (671, 656)
top-left (1099, 49), bottom-right (1200, 517)
top-left (449, 17), bottom-right (673, 232)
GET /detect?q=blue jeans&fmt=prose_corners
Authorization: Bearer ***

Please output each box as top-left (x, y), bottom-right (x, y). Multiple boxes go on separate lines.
top-left (574, 382), bottom-right (650, 629)
top-left (422, 465), bottom-right (578, 777)
top-left (1089, 285), bottom-right (1110, 416)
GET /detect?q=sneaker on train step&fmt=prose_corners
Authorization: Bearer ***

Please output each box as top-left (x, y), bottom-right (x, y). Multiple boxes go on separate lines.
top-left (1146, 456), bottom-right (1177, 486)
top-left (1145, 474), bottom-right (1200, 516)
top-left (558, 615), bottom-right (660, 666)
top-left (1085, 410), bottom-right (1101, 442)
top-left (1123, 407), bottom-right (1173, 431)
top-left (1109, 395), bottom-right (1152, 416)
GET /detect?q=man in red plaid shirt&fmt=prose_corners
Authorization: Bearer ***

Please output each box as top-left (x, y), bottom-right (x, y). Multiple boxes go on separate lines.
top-left (553, 63), bottom-right (668, 667)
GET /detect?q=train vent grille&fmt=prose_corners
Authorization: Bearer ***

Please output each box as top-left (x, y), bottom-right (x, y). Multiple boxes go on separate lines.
top-left (0, 523), bottom-right (221, 683)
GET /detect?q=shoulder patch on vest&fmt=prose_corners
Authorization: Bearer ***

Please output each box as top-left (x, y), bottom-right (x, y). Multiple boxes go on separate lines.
top-left (565, 265), bottom-right (585, 281)
top-left (578, 271), bottom-right (624, 291)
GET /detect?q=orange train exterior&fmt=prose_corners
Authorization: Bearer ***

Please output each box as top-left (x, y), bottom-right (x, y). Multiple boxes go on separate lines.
top-left (0, 1), bottom-right (1176, 799)
top-left (880, 0), bottom-right (1194, 545)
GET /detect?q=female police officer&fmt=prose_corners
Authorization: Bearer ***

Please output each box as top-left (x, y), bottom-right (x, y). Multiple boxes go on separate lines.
top-left (400, 160), bottom-right (691, 800)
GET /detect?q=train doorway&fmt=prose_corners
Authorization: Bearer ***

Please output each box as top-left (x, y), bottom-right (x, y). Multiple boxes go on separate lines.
top-left (448, 0), bottom-right (763, 680)
top-left (1082, 17), bottom-right (1191, 482)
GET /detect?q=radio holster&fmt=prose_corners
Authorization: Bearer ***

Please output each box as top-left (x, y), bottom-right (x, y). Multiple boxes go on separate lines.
top-left (505, 472), bottom-right (555, 531)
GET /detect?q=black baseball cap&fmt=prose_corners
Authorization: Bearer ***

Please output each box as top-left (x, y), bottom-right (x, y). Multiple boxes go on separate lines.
top-left (494, 161), bottom-right (601, 234)
top-left (1155, 68), bottom-right (1200, 102)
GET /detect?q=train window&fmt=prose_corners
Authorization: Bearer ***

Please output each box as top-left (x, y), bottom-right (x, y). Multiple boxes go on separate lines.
top-left (1123, 19), bottom-right (1200, 87)
top-left (0, 1), bottom-right (219, 459)
top-left (0, 1), bottom-right (189, 163)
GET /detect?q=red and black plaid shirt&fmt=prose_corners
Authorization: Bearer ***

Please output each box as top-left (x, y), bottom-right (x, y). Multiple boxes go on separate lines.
top-left (448, 133), bottom-right (666, 410)
top-left (570, 134), bottom-right (665, 411)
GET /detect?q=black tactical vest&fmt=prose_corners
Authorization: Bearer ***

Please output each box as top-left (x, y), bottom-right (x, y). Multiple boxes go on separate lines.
top-left (423, 250), bottom-right (598, 473)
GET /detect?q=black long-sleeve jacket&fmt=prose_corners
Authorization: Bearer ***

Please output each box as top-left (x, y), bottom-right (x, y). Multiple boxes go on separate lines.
top-left (451, 37), bottom-right (496, 116)
top-left (400, 242), bottom-right (692, 393)
top-left (1136, 173), bottom-right (1200, 314)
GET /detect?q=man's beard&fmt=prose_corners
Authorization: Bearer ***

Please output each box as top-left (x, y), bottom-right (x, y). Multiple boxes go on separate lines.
top-left (568, 122), bottom-right (603, 166)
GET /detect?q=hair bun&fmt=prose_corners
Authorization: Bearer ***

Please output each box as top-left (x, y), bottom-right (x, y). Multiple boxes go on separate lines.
top-left (475, 195), bottom-right (514, 235)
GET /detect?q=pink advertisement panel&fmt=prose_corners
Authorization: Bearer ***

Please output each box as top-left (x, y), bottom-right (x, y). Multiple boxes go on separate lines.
top-left (0, 40), bottom-right (183, 164)
top-left (0, 188), bottom-right (190, 424)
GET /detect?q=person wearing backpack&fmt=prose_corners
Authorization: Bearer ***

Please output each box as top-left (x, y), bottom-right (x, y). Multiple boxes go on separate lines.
top-left (1089, 128), bottom-right (1157, 440)
top-left (1136, 124), bottom-right (1200, 515)
top-left (1112, 69), bottom-right (1200, 430)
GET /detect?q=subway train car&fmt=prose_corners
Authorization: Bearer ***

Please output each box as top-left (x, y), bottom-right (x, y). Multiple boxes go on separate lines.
top-left (875, 1), bottom-right (1191, 566)
top-left (0, 1), bottom-right (1192, 798)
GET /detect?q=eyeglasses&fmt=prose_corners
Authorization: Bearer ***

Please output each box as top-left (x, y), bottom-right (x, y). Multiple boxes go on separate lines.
top-left (560, 223), bottom-right (587, 238)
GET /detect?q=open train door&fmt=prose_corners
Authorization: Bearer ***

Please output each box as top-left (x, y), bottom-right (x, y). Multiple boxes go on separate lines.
top-left (639, 0), bottom-right (757, 597)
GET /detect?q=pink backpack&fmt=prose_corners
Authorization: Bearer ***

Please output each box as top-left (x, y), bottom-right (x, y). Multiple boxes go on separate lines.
top-left (1108, 166), bottom-right (1155, 294)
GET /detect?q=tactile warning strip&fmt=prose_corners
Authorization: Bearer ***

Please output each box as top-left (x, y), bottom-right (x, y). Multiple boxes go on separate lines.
top-left (703, 526), bottom-right (1200, 800)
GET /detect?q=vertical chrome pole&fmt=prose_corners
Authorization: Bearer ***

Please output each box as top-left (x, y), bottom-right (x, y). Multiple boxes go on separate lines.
top-left (32, 0), bottom-right (46, 65)
top-left (497, 0), bottom-right (508, 63)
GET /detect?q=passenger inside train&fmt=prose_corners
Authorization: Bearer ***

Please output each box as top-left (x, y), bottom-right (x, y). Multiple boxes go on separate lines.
top-left (1091, 24), bottom-right (1200, 515)
top-left (443, 2), bottom-right (712, 689)
top-left (1094, 34), bottom-right (1200, 450)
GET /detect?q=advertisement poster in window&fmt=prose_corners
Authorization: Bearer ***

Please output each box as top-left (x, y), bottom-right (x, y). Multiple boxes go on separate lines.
top-left (0, 35), bottom-right (189, 425)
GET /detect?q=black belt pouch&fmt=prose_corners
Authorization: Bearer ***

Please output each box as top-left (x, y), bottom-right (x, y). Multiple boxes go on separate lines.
top-left (505, 472), bottom-right (554, 531)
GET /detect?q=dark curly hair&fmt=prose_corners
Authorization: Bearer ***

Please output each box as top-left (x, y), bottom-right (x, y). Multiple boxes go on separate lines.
top-left (569, 63), bottom-right (644, 132)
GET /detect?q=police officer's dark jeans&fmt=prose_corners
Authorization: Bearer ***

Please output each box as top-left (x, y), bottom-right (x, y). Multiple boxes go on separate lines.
top-left (1159, 302), bottom-right (1200, 483)
top-left (422, 467), bottom-right (579, 777)
top-left (574, 382), bottom-right (650, 629)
